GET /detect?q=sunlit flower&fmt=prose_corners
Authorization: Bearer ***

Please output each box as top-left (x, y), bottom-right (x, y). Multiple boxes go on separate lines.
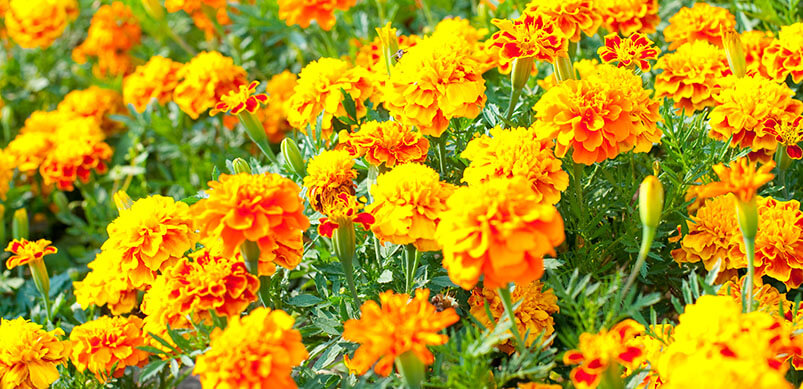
top-left (354, 29), bottom-right (420, 74)
top-left (303, 149), bottom-right (358, 213)
top-left (194, 307), bottom-right (308, 388)
top-left (4, 238), bottom-right (57, 270)
top-left (538, 58), bottom-right (599, 90)
top-left (489, 12), bottom-right (568, 63)
top-left (72, 2), bottom-right (141, 78)
top-left (654, 41), bottom-right (731, 115)
top-left (598, 33), bottom-right (660, 71)
top-left (742, 30), bottom-right (774, 78)
top-left (5, 0), bottom-right (76, 49)
top-left (436, 177), bottom-right (565, 290)
top-left (173, 51), bottom-right (247, 119)
top-left (256, 70), bottom-right (298, 143)
top-left (718, 276), bottom-right (796, 318)
top-left (192, 173), bottom-right (309, 276)
top-left (123, 55), bottom-right (183, 113)
top-left (753, 196), bottom-right (803, 288)
top-left (343, 289), bottom-right (459, 376)
top-left (276, 0), bottom-right (355, 31)
top-left (56, 86), bottom-right (126, 134)
top-left (663, 3), bottom-right (735, 50)
top-left (697, 157), bottom-right (775, 203)
top-left (468, 281), bottom-right (559, 354)
top-left (462, 126), bottom-right (568, 205)
top-left (338, 120), bottom-right (429, 168)
top-left (763, 23), bottom-right (803, 83)
top-left (563, 319), bottom-right (645, 389)
top-left (366, 163), bottom-right (454, 251)
top-left (315, 192), bottom-right (375, 238)
top-left (596, 0), bottom-right (659, 36)
top-left (69, 315), bottom-right (149, 382)
top-left (4, 110), bottom-right (72, 173)
top-left (74, 248), bottom-right (139, 315)
top-left (0, 317), bottom-right (70, 389)
top-left (624, 324), bottom-right (674, 389)
top-left (672, 194), bottom-right (743, 276)
top-left (39, 122), bottom-right (112, 191)
top-left (525, 0), bottom-right (601, 42)
top-left (210, 80), bottom-right (268, 116)
top-left (431, 17), bottom-right (495, 73)
top-left (765, 116), bottom-right (803, 159)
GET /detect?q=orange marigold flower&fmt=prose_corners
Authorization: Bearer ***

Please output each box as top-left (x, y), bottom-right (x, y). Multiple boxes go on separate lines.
top-left (533, 64), bottom-right (662, 165)
top-left (173, 51), bottom-right (247, 119)
top-left (192, 173), bottom-right (309, 276)
top-left (525, 0), bottom-right (601, 42)
top-left (123, 55), bottom-right (183, 113)
top-left (56, 86), bottom-right (126, 135)
top-left (303, 149), bottom-right (358, 213)
top-left (287, 58), bottom-right (376, 138)
top-left (489, 12), bottom-right (568, 63)
top-left (596, 0), bottom-right (659, 36)
top-left (671, 195), bottom-right (743, 276)
top-left (5, 0), bottom-right (75, 49)
top-left (663, 3), bottom-right (735, 51)
top-left (343, 289), bottom-right (459, 376)
top-left (69, 316), bottom-right (149, 382)
top-left (277, 0), bottom-right (355, 31)
top-left (753, 196), bottom-right (803, 289)
top-left (256, 70), bottom-right (298, 143)
top-left (763, 23), bottom-right (803, 83)
top-left (431, 17), bottom-right (495, 73)
top-left (315, 192), bottom-right (375, 238)
top-left (366, 163), bottom-right (455, 251)
top-left (598, 33), bottom-right (660, 71)
top-left (4, 110), bottom-right (70, 173)
top-left (194, 307), bottom-right (309, 388)
top-left (461, 126), bottom-right (568, 205)
top-left (538, 58), bottom-right (599, 90)
top-left (436, 177), bottom-right (565, 290)
top-left (765, 116), bottom-right (803, 159)
top-left (697, 157), bottom-right (775, 203)
top-left (623, 324), bottom-right (673, 389)
top-left (4, 238), bottom-right (57, 270)
top-left (0, 317), bottom-right (70, 389)
top-left (39, 133), bottom-right (112, 191)
top-left (654, 41), bottom-right (731, 115)
top-left (72, 2), bottom-right (141, 78)
top-left (563, 319), bottom-right (645, 389)
top-left (210, 80), bottom-right (268, 116)
top-left (74, 248), bottom-right (139, 315)
top-left (742, 30), bottom-right (774, 78)
top-left (468, 281), bottom-right (559, 354)
top-left (718, 276), bottom-right (796, 319)
top-left (338, 120), bottom-right (429, 168)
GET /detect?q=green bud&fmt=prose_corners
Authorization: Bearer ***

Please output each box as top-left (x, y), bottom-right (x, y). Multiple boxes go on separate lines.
top-left (553, 54), bottom-right (576, 83)
top-left (395, 350), bottom-right (425, 389)
top-left (113, 190), bottom-right (133, 214)
top-left (281, 138), bottom-right (307, 177)
top-left (511, 56), bottom-right (535, 91)
top-left (232, 158), bottom-right (252, 175)
top-left (639, 176), bottom-right (664, 230)
top-left (736, 196), bottom-right (759, 241)
top-left (12, 208), bottom-right (28, 240)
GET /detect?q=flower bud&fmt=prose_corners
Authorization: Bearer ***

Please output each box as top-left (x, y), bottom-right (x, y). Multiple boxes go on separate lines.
top-left (639, 176), bottom-right (664, 230)
top-left (240, 240), bottom-right (261, 277)
top-left (232, 158), bottom-right (252, 175)
top-left (12, 208), bottom-right (28, 240)
top-left (29, 259), bottom-right (50, 302)
top-left (141, 0), bottom-right (165, 20)
top-left (113, 190), bottom-right (133, 214)
top-left (736, 196), bottom-right (758, 241)
top-left (376, 22), bottom-right (400, 75)
top-left (332, 222), bottom-right (356, 264)
top-left (722, 28), bottom-right (746, 78)
top-left (281, 138), bottom-right (307, 177)
top-left (395, 350), bottom-right (425, 389)
top-left (553, 54), bottom-right (576, 83)
top-left (511, 56), bottom-right (535, 91)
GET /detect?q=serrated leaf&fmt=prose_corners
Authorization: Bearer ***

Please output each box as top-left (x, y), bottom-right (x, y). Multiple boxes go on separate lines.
top-left (288, 294), bottom-right (324, 307)
top-left (139, 360), bottom-right (169, 383)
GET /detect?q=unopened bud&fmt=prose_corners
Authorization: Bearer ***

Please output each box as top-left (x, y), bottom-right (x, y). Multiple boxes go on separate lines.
top-left (736, 196), bottom-right (759, 241)
top-left (12, 208), bottom-right (28, 240)
top-left (511, 56), bottom-right (535, 91)
top-left (232, 158), bottom-right (252, 175)
top-left (240, 240), bottom-right (261, 276)
top-left (639, 176), bottom-right (664, 230)
top-left (553, 54), bottom-right (576, 83)
top-left (281, 138), bottom-right (307, 177)
top-left (722, 28), bottom-right (746, 78)
top-left (141, 0), bottom-right (165, 20)
top-left (113, 190), bottom-right (133, 214)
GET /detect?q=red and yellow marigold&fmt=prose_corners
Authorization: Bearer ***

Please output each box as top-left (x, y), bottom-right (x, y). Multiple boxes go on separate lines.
top-left (663, 3), bottom-right (735, 50)
top-left (38, 132), bottom-right (112, 192)
top-left (598, 33), bottom-right (660, 72)
top-left (74, 248), bottom-right (139, 315)
top-left (338, 120), bottom-right (429, 168)
top-left (276, 0), bottom-right (355, 31)
top-left (563, 319), bottom-right (645, 389)
top-left (489, 12), bottom-right (568, 63)
top-left (72, 2), bottom-right (141, 78)
top-left (765, 115), bottom-right (803, 160)
top-left (525, 0), bottom-right (601, 42)
top-left (69, 315), bottom-right (149, 382)
top-left (56, 86), bottom-right (126, 135)
top-left (654, 41), bottom-right (731, 115)
top-left (596, 0), bottom-right (659, 37)
top-left (4, 238), bottom-right (57, 269)
top-left (123, 56), bottom-right (183, 113)
top-left (210, 81), bottom-right (268, 116)
top-left (763, 23), bottom-right (803, 83)
top-left (742, 30), bottom-right (774, 78)
top-left (173, 51), bottom-right (247, 119)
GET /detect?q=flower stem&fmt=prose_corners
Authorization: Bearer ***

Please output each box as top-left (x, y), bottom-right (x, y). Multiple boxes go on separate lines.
top-left (621, 226), bottom-right (656, 302)
top-left (404, 244), bottom-right (420, 294)
top-left (436, 136), bottom-right (447, 176)
top-left (742, 237), bottom-right (756, 313)
top-left (334, 224), bottom-right (361, 307)
top-left (504, 86), bottom-right (523, 123)
top-left (418, 0), bottom-right (435, 29)
top-left (497, 284), bottom-right (525, 353)
top-left (395, 350), bottom-right (425, 389)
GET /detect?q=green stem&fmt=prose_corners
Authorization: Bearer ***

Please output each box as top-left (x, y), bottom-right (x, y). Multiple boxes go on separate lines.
top-left (404, 244), bottom-right (420, 294)
top-left (497, 285), bottom-right (525, 353)
top-left (504, 86), bottom-right (523, 123)
top-left (239, 111), bottom-right (277, 164)
top-left (743, 237), bottom-right (756, 313)
top-left (165, 26), bottom-right (196, 56)
top-left (341, 253), bottom-right (361, 307)
top-left (395, 350), bottom-right (425, 389)
top-left (621, 227), bottom-right (656, 302)
top-left (572, 162), bottom-right (588, 233)
top-left (436, 136), bottom-right (447, 176)
top-left (418, 0), bottom-right (435, 29)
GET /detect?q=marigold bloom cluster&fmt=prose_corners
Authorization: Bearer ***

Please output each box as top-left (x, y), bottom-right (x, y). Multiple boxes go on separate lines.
top-left (718, 276), bottom-right (797, 319)
top-left (563, 319), bottom-right (645, 389)
top-left (343, 289), bottom-right (459, 376)
top-left (764, 23), bottom-right (803, 83)
top-left (338, 120), bottom-right (429, 168)
top-left (489, 13), bottom-right (568, 63)
top-left (436, 177), bottom-right (565, 289)
top-left (525, 0), bottom-right (601, 42)
top-left (123, 56), bottom-right (183, 113)
top-left (431, 18), bottom-right (495, 73)
top-left (174, 51), bottom-right (247, 119)
top-left (753, 196), bottom-right (803, 288)
top-left (598, 33), bottom-right (660, 72)
top-left (5, 110), bottom-right (70, 173)
top-left (211, 80), bottom-right (268, 116)
top-left (69, 315), bottom-right (149, 381)
top-left (72, 2), bottom-right (141, 78)
top-left (698, 157), bottom-right (775, 203)
top-left (663, 3), bottom-right (735, 50)
top-left (4, 0), bottom-right (76, 49)
top-left (194, 307), bottom-right (309, 388)
top-left (74, 249), bottom-right (139, 315)
top-left (654, 41), bottom-right (731, 115)
top-left (257, 70), bottom-right (298, 143)
top-left (4, 238), bottom-right (57, 269)
top-left (468, 281), bottom-right (559, 353)
top-left (624, 324), bottom-right (674, 389)
top-left (0, 317), bottom-right (71, 389)
top-left (193, 173), bottom-right (309, 276)
top-left (277, 0), bottom-right (355, 31)
top-left (672, 194), bottom-right (743, 276)
top-left (56, 86), bottom-right (126, 134)
top-left (596, 0), bottom-right (659, 36)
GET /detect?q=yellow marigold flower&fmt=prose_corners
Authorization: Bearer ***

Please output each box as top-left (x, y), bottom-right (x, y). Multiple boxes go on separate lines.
top-left (56, 86), bottom-right (126, 135)
top-left (39, 132), bottom-right (112, 191)
top-left (0, 317), bottom-right (70, 389)
top-left (192, 173), bottom-right (309, 276)
top-left (303, 149), bottom-right (358, 212)
top-left (287, 58), bottom-right (376, 138)
top-left (525, 0), bottom-right (601, 42)
top-left (338, 120), bottom-right (429, 168)
top-left (431, 17), bottom-right (495, 73)
top-left (123, 55), bottom-right (183, 113)
top-left (468, 281), bottom-right (559, 354)
top-left (6, 128), bottom-right (55, 174)
top-left (538, 58), bottom-right (599, 90)
top-left (624, 324), bottom-right (673, 389)
top-left (343, 289), bottom-right (459, 376)
top-left (763, 23), bottom-right (803, 83)
top-left (210, 80), bottom-right (268, 116)
top-left (753, 196), bottom-right (803, 288)
top-left (489, 12), bottom-right (568, 63)
top-left (277, 0), bottom-right (355, 31)
top-left (72, 2), bottom-right (141, 78)
top-left (563, 319), bottom-right (645, 389)
top-left (742, 30), bottom-right (774, 78)
top-left (4, 238), bottom-right (57, 269)
top-left (462, 126), bottom-right (568, 205)
top-left (654, 41), bottom-right (731, 115)
top-left (74, 248), bottom-right (139, 315)
top-left (765, 115), bottom-right (803, 159)
top-left (383, 37), bottom-right (486, 137)
top-left (671, 195), bottom-right (743, 275)
top-left (698, 157), bottom-right (775, 203)
top-left (596, 0), bottom-right (659, 36)
top-left (5, 0), bottom-right (75, 49)
top-left (69, 316), bottom-right (149, 382)
top-left (436, 177), bottom-right (565, 290)
top-left (194, 307), bottom-right (309, 388)
top-left (256, 70), bottom-right (298, 143)
top-left (173, 51), bottom-right (247, 119)
top-left (533, 64), bottom-right (662, 165)
top-left (0, 152), bottom-right (14, 200)
top-left (656, 295), bottom-right (794, 389)
top-left (663, 3), bottom-right (735, 51)
top-left (366, 163), bottom-right (455, 251)
top-left (103, 195), bottom-right (197, 288)
top-left (598, 33), bottom-right (660, 71)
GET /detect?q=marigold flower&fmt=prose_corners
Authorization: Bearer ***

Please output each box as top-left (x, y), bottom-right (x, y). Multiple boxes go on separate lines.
top-left (4, 110), bottom-right (70, 173)
top-left (256, 70), bottom-right (298, 143)
top-left (654, 41), bottom-right (731, 115)
top-left (354, 29), bottom-right (420, 74)
top-left (194, 307), bottom-right (309, 388)
top-left (763, 23), bottom-right (803, 83)
top-left (69, 315), bottom-right (149, 382)
top-left (277, 0), bottom-right (355, 31)
top-left (303, 149), bottom-right (358, 212)
top-left (765, 116), bottom-right (803, 159)
top-left (753, 196), bottom-right (803, 288)
top-left (0, 152), bottom-right (14, 200)
top-left (431, 17), bottom-right (495, 73)
top-left (38, 122), bottom-right (112, 191)
top-left (598, 33), bottom-right (660, 71)
top-left (663, 3), bottom-right (735, 51)
top-left (338, 120), bottom-right (429, 168)
top-left (74, 248), bottom-right (139, 315)
top-left (462, 126), bottom-right (568, 205)
top-left (596, 0), bottom-right (659, 36)
top-left (624, 324), bottom-right (673, 389)
top-left (563, 319), bottom-right (645, 389)
top-left (211, 80), bottom-right (268, 116)
top-left (489, 13), bottom-right (568, 63)
top-left (468, 281), bottom-right (558, 354)
top-left (315, 192), bottom-right (375, 238)
top-left (343, 289), bottom-right (459, 376)
top-left (287, 58), bottom-right (376, 138)
top-left (123, 55), bottom-right (183, 113)
top-left (5, 0), bottom-right (75, 49)
top-left (0, 317), bottom-right (70, 389)
top-left (56, 86), bottom-right (126, 134)
top-left (193, 173), bottom-right (309, 276)
top-left (533, 64), bottom-right (662, 165)
top-left (72, 2), bottom-right (141, 78)
top-left (671, 194), bottom-right (743, 276)
top-left (742, 30), bottom-right (774, 78)
top-left (718, 276), bottom-right (796, 319)
top-left (697, 157), bottom-right (775, 203)
top-left (173, 51), bottom-right (247, 119)
top-left (525, 0), bottom-right (601, 42)
top-left (436, 177), bottom-right (565, 290)
top-left (4, 238), bottom-right (57, 269)
top-left (366, 163), bottom-right (454, 251)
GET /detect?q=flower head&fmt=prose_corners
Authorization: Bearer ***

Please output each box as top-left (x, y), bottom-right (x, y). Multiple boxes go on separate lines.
top-left (5, 0), bottom-right (75, 49)
top-left (663, 3), bottom-right (735, 51)
top-left (596, 0), bottom-right (659, 36)
top-left (4, 238), bottom-right (57, 269)
top-left (303, 149), bottom-right (358, 212)
top-left (598, 33), bottom-right (660, 71)
top-left (742, 30), bottom-right (774, 78)
top-left (71, 2), bottom-right (141, 78)
top-left (354, 28), bottom-right (420, 74)
top-left (338, 120), bottom-right (429, 168)
top-left (654, 41), bottom-right (731, 115)
top-left (765, 116), bottom-right (803, 159)
top-left (698, 157), bottom-right (775, 203)
top-left (0, 317), bottom-right (70, 389)
top-left (316, 192), bottom-right (375, 238)
top-left (174, 51), bottom-right (247, 119)
top-left (763, 23), bottom-right (803, 83)
top-left (563, 319), bottom-right (645, 389)
top-left (753, 196), bottom-right (803, 288)
top-left (431, 17), bottom-right (495, 73)
top-left (194, 307), bottom-right (309, 388)
top-left (74, 248), bottom-right (139, 315)
top-left (69, 316), bottom-right (149, 382)
top-left (277, 0), bottom-right (355, 31)
top-left (343, 289), bottom-right (459, 376)
top-left (672, 194), bottom-right (743, 275)
top-left (489, 13), bottom-right (568, 62)
top-left (123, 55), bottom-right (183, 113)
top-left (211, 81), bottom-right (268, 116)
top-left (56, 86), bottom-right (126, 134)
top-left (525, 0), bottom-right (601, 42)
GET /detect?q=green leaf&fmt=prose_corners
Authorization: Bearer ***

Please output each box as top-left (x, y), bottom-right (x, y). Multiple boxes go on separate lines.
top-left (139, 360), bottom-right (169, 383)
top-left (288, 294), bottom-right (324, 307)
top-left (377, 270), bottom-right (393, 284)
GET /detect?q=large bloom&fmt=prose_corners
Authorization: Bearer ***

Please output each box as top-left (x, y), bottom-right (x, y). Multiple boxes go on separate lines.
top-left (654, 41), bottom-right (731, 115)
top-left (597, 33), bottom-right (660, 72)
top-left (663, 3), bottom-right (735, 50)
top-left (671, 195), bottom-right (743, 276)
top-left (436, 177), bottom-right (565, 289)
top-left (763, 23), bottom-right (803, 83)
top-left (489, 12), bottom-right (569, 62)
top-left (525, 0), bottom-right (601, 42)
top-left (69, 315), bottom-right (149, 382)
top-left (194, 307), bottom-right (308, 388)
top-left (366, 163), bottom-right (455, 251)
top-left (338, 120), bottom-right (429, 168)
top-left (276, 0), bottom-right (355, 31)
top-left (56, 86), bottom-right (126, 135)
top-left (38, 122), bottom-right (112, 192)
top-left (462, 126), bottom-right (568, 205)
top-left (74, 248), bottom-right (139, 315)
top-left (72, 1), bottom-right (141, 78)
top-left (596, 0), bottom-right (659, 36)
top-left (563, 319), bottom-right (645, 389)
top-left (192, 173), bottom-right (309, 276)
top-left (5, 0), bottom-right (75, 49)
top-left (4, 238), bottom-right (57, 269)
top-left (343, 289), bottom-right (459, 376)
top-left (0, 317), bottom-right (70, 389)
top-left (5, 110), bottom-right (73, 174)
top-left (697, 157), bottom-right (775, 203)
top-left (173, 51), bottom-right (247, 119)
top-left (468, 281), bottom-right (559, 353)
top-left (123, 56), bottom-right (183, 113)
top-left (430, 17), bottom-right (494, 73)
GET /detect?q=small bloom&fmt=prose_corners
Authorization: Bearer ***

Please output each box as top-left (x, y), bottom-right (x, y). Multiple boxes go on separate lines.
top-left (276, 0), bottom-right (355, 31)
top-left (597, 33), bottom-right (660, 72)
top-left (303, 149), bottom-right (358, 213)
top-left (5, 0), bottom-right (75, 49)
top-left (338, 120), bottom-right (429, 168)
top-left (0, 317), bottom-right (70, 389)
top-left (763, 23), bottom-right (803, 83)
top-left (71, 2), bottom-right (141, 78)
top-left (56, 86), bottom-right (126, 134)
top-left (525, 0), bottom-right (601, 42)
top-left (596, 0), bottom-right (659, 36)
top-left (765, 116), bottom-right (803, 159)
top-left (672, 194), bottom-right (743, 276)
top-left (69, 316), bottom-right (149, 382)
top-left (173, 51), bottom-right (247, 119)
top-left (4, 238), bottom-right (57, 270)
top-left (123, 55), bottom-right (183, 113)
top-left (343, 289), bottom-right (459, 376)
top-left (211, 81), bottom-right (268, 116)
top-left (663, 3), bottom-right (735, 50)
top-left (316, 192), bottom-right (375, 238)
top-left (697, 157), bottom-right (775, 203)
top-left (563, 319), bottom-right (645, 389)
top-left (489, 12), bottom-right (568, 63)
top-left (654, 41), bottom-right (731, 115)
